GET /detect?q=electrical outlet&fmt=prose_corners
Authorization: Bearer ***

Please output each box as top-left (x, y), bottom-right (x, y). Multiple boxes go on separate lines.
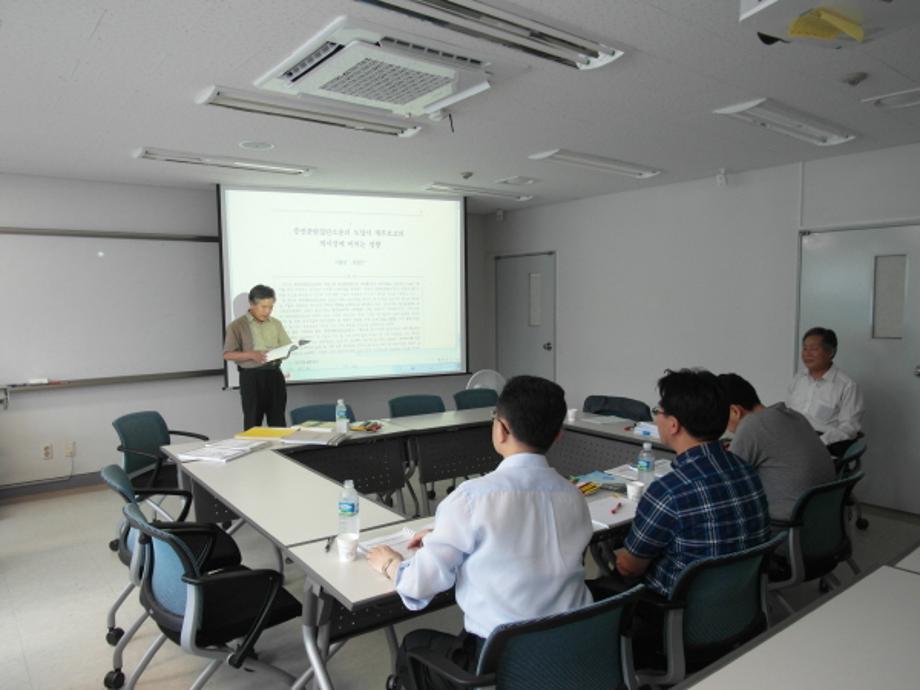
top-left (65, 441), bottom-right (77, 458)
top-left (41, 442), bottom-right (53, 461)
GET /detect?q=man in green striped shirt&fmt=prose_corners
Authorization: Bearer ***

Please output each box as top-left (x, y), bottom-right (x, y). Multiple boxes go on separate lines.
top-left (223, 284), bottom-right (291, 429)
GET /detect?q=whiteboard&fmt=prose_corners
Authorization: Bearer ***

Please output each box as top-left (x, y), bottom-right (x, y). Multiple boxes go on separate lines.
top-left (0, 233), bottom-right (222, 383)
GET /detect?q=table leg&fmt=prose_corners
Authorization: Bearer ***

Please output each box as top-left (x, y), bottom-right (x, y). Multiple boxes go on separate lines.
top-left (293, 582), bottom-right (334, 690)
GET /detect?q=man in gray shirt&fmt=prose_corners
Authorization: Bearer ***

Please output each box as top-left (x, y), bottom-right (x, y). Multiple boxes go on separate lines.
top-left (718, 373), bottom-right (835, 520)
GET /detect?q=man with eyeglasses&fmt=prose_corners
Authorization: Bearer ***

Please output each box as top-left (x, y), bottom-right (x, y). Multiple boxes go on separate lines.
top-left (367, 375), bottom-right (593, 690)
top-left (590, 368), bottom-right (769, 664)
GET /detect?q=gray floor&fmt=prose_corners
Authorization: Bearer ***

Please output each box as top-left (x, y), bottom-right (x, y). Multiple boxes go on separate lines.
top-left (1, 485), bottom-right (918, 690)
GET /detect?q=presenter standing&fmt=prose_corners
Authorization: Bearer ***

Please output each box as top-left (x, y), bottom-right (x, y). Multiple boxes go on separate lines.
top-left (223, 284), bottom-right (291, 429)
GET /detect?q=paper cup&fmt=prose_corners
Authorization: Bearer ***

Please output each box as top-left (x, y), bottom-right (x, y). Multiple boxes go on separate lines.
top-left (566, 408), bottom-right (578, 422)
top-left (626, 481), bottom-right (645, 501)
top-left (336, 533), bottom-right (359, 562)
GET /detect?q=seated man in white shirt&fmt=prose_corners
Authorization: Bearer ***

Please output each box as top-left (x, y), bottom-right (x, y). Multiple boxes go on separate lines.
top-left (367, 375), bottom-right (593, 690)
top-left (786, 327), bottom-right (865, 457)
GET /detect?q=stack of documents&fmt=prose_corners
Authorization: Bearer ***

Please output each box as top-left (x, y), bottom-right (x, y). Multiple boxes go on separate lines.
top-left (280, 428), bottom-right (348, 446)
top-left (176, 439), bottom-right (268, 463)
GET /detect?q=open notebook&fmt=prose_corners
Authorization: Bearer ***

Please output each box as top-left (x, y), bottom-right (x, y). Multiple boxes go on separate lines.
top-left (358, 524), bottom-right (434, 560)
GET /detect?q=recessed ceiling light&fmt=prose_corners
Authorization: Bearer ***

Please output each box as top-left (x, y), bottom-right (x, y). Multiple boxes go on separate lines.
top-left (239, 140), bottom-right (275, 151)
top-left (495, 176), bottom-right (538, 185)
top-left (425, 182), bottom-right (533, 201)
top-left (528, 149), bottom-right (661, 179)
top-left (713, 98), bottom-right (856, 146)
top-left (136, 147), bottom-right (312, 176)
top-left (861, 86), bottom-right (920, 110)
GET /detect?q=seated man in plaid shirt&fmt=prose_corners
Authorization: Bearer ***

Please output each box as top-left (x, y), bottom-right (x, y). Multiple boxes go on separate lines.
top-left (590, 368), bottom-right (769, 660)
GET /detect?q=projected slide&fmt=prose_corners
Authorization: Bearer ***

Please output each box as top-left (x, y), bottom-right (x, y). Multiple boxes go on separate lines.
top-left (221, 187), bottom-right (466, 386)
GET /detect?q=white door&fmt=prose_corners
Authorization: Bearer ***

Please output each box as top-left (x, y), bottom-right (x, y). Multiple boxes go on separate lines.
top-left (496, 252), bottom-right (556, 380)
top-left (799, 225), bottom-right (920, 513)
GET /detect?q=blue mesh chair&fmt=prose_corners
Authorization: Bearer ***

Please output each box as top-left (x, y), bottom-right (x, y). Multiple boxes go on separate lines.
top-left (100, 465), bottom-right (242, 690)
top-left (112, 410), bottom-right (208, 490)
top-left (407, 585), bottom-right (643, 690)
top-left (834, 437), bottom-right (869, 530)
top-left (453, 388), bottom-right (499, 410)
top-left (768, 472), bottom-right (864, 614)
top-left (582, 396), bottom-right (652, 422)
top-left (635, 532), bottom-right (786, 687)
top-left (290, 402), bottom-right (356, 425)
top-left (388, 394), bottom-right (446, 418)
top-left (122, 503), bottom-right (301, 689)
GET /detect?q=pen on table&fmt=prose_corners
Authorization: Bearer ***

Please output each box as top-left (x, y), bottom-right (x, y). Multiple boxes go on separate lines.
top-left (324, 536), bottom-right (335, 552)
top-left (610, 501), bottom-right (622, 514)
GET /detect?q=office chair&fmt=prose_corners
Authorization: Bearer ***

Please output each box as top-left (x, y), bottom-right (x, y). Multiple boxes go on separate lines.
top-left (100, 465), bottom-right (243, 690)
top-left (406, 585), bottom-right (644, 690)
top-left (834, 436), bottom-right (869, 530)
top-left (634, 532), bottom-right (786, 687)
top-left (582, 395), bottom-right (653, 422)
top-left (122, 503), bottom-right (301, 689)
top-left (290, 402), bottom-right (356, 426)
top-left (388, 394), bottom-right (446, 418)
top-left (453, 388), bottom-right (499, 410)
top-left (768, 473), bottom-right (864, 614)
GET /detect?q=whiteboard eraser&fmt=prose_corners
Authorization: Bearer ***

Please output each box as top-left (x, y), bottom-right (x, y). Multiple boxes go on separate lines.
top-left (27, 378), bottom-right (49, 385)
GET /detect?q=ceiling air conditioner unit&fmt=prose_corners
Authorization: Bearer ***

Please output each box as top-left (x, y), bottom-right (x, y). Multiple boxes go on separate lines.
top-left (256, 15), bottom-right (492, 118)
top-left (740, 0), bottom-right (920, 47)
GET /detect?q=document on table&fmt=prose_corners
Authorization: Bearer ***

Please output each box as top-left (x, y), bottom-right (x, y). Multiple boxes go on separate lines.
top-left (610, 459), bottom-right (672, 480)
top-left (279, 428), bottom-right (348, 446)
top-left (176, 438), bottom-right (269, 463)
top-left (358, 524), bottom-right (434, 560)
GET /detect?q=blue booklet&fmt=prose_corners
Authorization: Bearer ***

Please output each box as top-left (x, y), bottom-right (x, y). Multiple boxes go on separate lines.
top-left (571, 470), bottom-right (628, 492)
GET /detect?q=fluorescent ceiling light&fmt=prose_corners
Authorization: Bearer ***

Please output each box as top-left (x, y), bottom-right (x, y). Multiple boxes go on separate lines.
top-left (356, 0), bottom-right (623, 70)
top-left (425, 181), bottom-right (533, 201)
top-left (528, 149), bottom-right (661, 179)
top-left (861, 86), bottom-right (920, 110)
top-left (136, 147), bottom-right (312, 176)
top-left (495, 175), bottom-right (538, 185)
top-left (200, 86), bottom-right (422, 138)
top-left (713, 98), bottom-right (856, 146)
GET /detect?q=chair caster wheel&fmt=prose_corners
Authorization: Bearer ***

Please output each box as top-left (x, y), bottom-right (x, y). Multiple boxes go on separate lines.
top-left (856, 518), bottom-right (869, 530)
top-left (108, 539), bottom-right (119, 552)
top-left (105, 627), bottom-right (124, 646)
top-left (104, 669), bottom-right (125, 689)
top-left (426, 490), bottom-right (436, 500)
top-left (386, 674), bottom-right (400, 690)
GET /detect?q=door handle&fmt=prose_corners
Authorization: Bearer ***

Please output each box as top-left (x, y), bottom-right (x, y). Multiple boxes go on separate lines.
top-left (542, 342), bottom-right (553, 351)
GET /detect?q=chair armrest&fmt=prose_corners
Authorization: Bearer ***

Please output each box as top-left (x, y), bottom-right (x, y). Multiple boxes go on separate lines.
top-left (183, 568), bottom-right (284, 669)
top-left (117, 445), bottom-right (164, 462)
top-left (166, 523), bottom-right (228, 565)
top-left (769, 518), bottom-right (799, 529)
top-left (169, 429), bottom-right (210, 442)
top-left (407, 648), bottom-right (496, 688)
top-left (134, 488), bottom-right (193, 521)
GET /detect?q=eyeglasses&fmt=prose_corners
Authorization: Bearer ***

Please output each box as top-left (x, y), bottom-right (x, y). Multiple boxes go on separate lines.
top-left (652, 405), bottom-right (666, 417)
top-left (490, 408), bottom-right (498, 420)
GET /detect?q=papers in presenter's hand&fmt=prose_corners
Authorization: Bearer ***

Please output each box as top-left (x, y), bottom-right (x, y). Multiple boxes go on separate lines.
top-left (176, 438), bottom-right (268, 463)
top-left (264, 339), bottom-right (309, 362)
top-left (358, 524), bottom-right (434, 560)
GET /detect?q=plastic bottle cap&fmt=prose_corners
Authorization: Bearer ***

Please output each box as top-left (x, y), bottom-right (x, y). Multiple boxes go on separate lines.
top-left (642, 442), bottom-right (652, 450)
top-left (337, 399), bottom-right (344, 404)
top-left (344, 479), bottom-right (354, 488)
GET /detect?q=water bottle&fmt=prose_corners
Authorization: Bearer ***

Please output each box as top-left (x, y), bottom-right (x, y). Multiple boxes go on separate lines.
top-left (335, 399), bottom-right (349, 433)
top-left (338, 479), bottom-right (360, 537)
top-left (637, 442), bottom-right (656, 486)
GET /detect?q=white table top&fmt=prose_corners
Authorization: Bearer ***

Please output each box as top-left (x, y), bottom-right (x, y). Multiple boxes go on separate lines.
top-left (688, 566), bottom-right (920, 689)
top-left (564, 412), bottom-right (672, 452)
top-left (288, 517), bottom-right (434, 610)
top-left (386, 407), bottom-right (493, 431)
top-left (166, 443), bottom-right (405, 547)
top-left (895, 543), bottom-right (920, 575)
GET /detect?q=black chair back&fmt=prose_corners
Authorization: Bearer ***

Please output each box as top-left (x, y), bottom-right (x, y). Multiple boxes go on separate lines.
top-left (583, 395), bottom-right (652, 422)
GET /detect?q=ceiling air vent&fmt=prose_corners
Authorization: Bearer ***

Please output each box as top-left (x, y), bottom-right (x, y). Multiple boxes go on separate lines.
top-left (256, 16), bottom-right (491, 117)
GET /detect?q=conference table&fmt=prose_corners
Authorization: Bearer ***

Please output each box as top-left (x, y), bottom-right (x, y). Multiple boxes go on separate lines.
top-left (164, 410), bottom-right (662, 689)
top-left (679, 565), bottom-right (920, 689)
